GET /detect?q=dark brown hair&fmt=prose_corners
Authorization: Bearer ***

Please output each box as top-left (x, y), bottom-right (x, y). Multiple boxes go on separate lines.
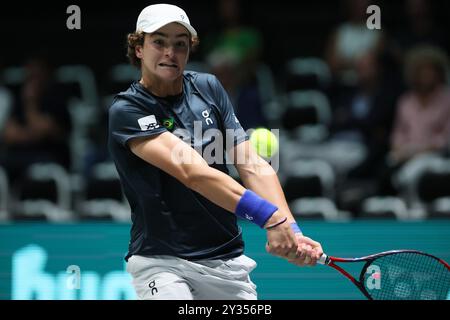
top-left (126, 31), bottom-right (200, 68)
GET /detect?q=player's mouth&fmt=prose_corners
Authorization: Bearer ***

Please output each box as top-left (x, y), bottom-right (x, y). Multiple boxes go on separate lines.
top-left (159, 63), bottom-right (178, 69)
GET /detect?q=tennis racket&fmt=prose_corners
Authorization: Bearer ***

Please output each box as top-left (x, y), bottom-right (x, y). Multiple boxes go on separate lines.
top-left (317, 250), bottom-right (450, 300)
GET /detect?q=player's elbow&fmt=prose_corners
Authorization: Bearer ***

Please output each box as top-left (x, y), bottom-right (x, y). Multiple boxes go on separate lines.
top-left (237, 159), bottom-right (275, 179)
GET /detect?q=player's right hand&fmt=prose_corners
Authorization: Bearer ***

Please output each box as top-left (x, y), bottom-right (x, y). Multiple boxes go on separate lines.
top-left (264, 212), bottom-right (298, 259)
top-left (287, 235), bottom-right (323, 267)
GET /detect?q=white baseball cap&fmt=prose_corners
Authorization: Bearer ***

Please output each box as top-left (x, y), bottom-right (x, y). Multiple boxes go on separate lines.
top-left (136, 4), bottom-right (197, 37)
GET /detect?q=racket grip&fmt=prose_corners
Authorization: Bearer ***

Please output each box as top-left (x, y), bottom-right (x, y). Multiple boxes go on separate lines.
top-left (317, 254), bottom-right (328, 265)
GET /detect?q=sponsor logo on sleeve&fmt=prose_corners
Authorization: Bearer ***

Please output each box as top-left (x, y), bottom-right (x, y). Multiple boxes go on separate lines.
top-left (138, 115), bottom-right (160, 131)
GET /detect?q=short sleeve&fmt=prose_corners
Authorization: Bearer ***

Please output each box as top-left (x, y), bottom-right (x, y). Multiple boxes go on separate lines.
top-left (109, 101), bottom-right (167, 148)
top-left (209, 75), bottom-right (248, 147)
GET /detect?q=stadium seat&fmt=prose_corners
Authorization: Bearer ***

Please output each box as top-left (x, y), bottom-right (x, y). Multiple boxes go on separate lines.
top-left (3, 64), bottom-right (99, 107)
top-left (107, 63), bottom-right (141, 94)
top-left (430, 197), bottom-right (450, 219)
top-left (0, 166), bottom-right (9, 221)
top-left (283, 159), bottom-right (335, 200)
top-left (416, 170), bottom-right (450, 219)
top-left (394, 153), bottom-right (450, 219)
top-left (53, 65), bottom-right (101, 173)
top-left (255, 64), bottom-right (277, 104)
top-left (280, 90), bottom-right (331, 143)
top-left (285, 57), bottom-right (331, 92)
top-left (67, 99), bottom-right (102, 172)
top-left (76, 162), bottom-right (130, 222)
top-left (254, 63), bottom-right (284, 123)
top-left (1, 66), bottom-right (25, 85)
top-left (289, 197), bottom-right (349, 221)
top-left (416, 170), bottom-right (450, 203)
top-left (2, 64), bottom-right (99, 173)
top-left (55, 65), bottom-right (99, 106)
top-left (102, 63), bottom-right (141, 110)
top-left (1, 66), bottom-right (25, 102)
top-left (360, 196), bottom-right (409, 220)
top-left (282, 159), bottom-right (339, 220)
top-left (0, 86), bottom-right (12, 133)
top-left (10, 163), bottom-right (73, 221)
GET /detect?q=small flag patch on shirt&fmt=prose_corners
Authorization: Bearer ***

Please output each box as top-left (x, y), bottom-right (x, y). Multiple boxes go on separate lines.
top-left (162, 117), bottom-right (175, 130)
top-left (138, 115), bottom-right (160, 131)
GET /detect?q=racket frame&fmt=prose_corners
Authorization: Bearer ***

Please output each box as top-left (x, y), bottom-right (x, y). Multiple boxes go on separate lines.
top-left (318, 249), bottom-right (450, 300)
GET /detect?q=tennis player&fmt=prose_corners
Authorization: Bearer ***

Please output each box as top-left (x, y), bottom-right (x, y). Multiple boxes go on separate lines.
top-left (108, 3), bottom-right (323, 300)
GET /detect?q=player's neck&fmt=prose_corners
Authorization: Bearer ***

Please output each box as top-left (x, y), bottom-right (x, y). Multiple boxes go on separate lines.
top-left (139, 73), bottom-right (183, 98)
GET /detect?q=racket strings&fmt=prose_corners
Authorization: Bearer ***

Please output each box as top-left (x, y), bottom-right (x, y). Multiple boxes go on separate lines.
top-left (363, 252), bottom-right (450, 300)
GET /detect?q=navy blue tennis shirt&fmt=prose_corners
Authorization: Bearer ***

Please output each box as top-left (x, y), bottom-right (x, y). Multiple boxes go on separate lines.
top-left (108, 71), bottom-right (249, 261)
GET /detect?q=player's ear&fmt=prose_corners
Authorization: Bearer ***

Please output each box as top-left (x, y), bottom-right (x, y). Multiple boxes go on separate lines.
top-left (135, 45), bottom-right (143, 59)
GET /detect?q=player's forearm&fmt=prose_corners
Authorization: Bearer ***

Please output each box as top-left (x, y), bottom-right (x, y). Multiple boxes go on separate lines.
top-left (187, 165), bottom-right (286, 227)
top-left (186, 165), bottom-right (246, 213)
top-left (238, 161), bottom-right (296, 223)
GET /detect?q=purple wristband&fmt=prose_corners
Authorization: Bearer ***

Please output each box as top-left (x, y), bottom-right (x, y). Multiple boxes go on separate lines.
top-left (290, 222), bottom-right (302, 234)
top-left (235, 190), bottom-right (278, 228)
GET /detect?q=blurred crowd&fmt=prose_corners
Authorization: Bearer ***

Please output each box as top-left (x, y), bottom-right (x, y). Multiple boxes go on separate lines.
top-left (0, 0), bottom-right (449, 221)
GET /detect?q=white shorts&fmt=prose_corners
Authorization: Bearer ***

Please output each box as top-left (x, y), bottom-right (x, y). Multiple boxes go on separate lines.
top-left (126, 254), bottom-right (258, 300)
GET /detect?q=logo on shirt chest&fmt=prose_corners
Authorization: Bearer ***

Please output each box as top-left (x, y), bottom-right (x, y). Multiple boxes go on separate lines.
top-left (202, 109), bottom-right (213, 126)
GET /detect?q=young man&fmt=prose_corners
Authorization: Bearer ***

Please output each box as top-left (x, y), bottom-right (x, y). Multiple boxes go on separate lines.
top-left (109, 4), bottom-right (323, 300)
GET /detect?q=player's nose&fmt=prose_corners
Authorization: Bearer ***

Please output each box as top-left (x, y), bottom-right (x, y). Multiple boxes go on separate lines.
top-left (164, 46), bottom-right (175, 58)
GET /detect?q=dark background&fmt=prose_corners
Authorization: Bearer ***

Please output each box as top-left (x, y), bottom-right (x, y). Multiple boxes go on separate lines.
top-left (1, 0), bottom-right (449, 220)
top-left (1, 0), bottom-right (449, 78)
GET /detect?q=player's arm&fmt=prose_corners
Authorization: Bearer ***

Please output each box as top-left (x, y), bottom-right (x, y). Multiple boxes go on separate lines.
top-left (232, 140), bottom-right (323, 265)
top-left (128, 131), bottom-right (297, 257)
top-left (233, 140), bottom-right (295, 223)
top-left (130, 131), bottom-right (244, 213)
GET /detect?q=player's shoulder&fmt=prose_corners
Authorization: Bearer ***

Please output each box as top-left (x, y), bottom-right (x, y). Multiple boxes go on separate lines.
top-left (109, 93), bottom-right (135, 118)
top-left (184, 70), bottom-right (220, 90)
top-left (109, 82), bottom-right (156, 115)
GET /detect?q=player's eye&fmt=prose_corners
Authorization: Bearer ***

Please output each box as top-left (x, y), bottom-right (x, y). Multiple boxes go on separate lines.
top-left (153, 39), bottom-right (164, 46)
top-left (175, 41), bottom-right (188, 49)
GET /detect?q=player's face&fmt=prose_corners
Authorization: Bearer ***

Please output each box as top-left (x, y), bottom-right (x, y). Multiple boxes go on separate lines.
top-left (138, 23), bottom-right (190, 81)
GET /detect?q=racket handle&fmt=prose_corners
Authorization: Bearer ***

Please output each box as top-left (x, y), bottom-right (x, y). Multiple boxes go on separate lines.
top-left (317, 253), bottom-right (328, 265)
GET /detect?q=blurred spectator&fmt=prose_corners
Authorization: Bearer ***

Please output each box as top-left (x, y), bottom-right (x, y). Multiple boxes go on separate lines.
top-left (0, 56), bottom-right (72, 184)
top-left (393, 0), bottom-right (446, 57)
top-left (379, 45), bottom-right (450, 194)
top-left (390, 45), bottom-right (450, 164)
top-left (204, 0), bottom-right (267, 129)
top-left (330, 49), bottom-right (404, 179)
top-left (83, 109), bottom-right (110, 178)
top-left (325, 0), bottom-right (384, 87)
top-left (295, 49), bottom-right (405, 216)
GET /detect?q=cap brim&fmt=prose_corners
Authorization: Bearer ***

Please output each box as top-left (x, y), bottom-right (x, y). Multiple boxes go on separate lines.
top-left (139, 19), bottom-right (197, 37)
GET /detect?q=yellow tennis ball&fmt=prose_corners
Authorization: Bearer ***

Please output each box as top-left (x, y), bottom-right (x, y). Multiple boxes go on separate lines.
top-left (250, 128), bottom-right (279, 158)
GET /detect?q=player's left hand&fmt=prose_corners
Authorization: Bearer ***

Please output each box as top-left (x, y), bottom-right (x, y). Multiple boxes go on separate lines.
top-left (287, 234), bottom-right (323, 267)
